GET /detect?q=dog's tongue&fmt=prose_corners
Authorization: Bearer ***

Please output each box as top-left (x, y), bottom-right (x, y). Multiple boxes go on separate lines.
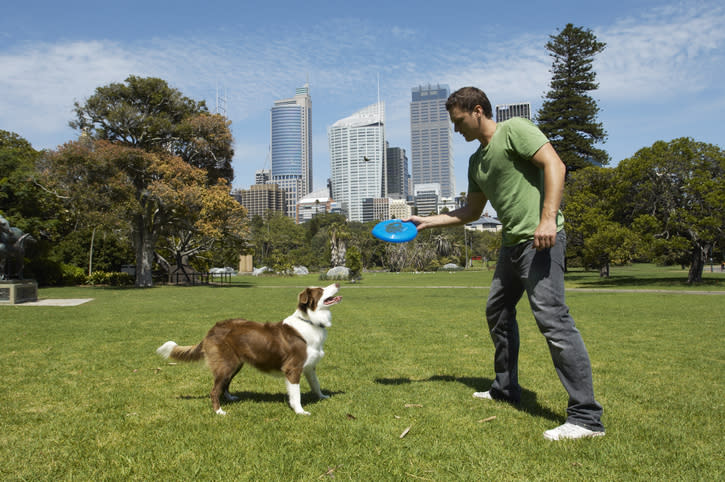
top-left (324, 296), bottom-right (342, 305)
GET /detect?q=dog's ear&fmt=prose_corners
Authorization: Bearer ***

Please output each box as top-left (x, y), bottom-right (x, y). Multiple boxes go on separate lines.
top-left (298, 287), bottom-right (320, 313)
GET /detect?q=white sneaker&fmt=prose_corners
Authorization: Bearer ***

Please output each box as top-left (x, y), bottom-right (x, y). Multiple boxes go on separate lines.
top-left (543, 422), bottom-right (605, 441)
top-left (473, 391), bottom-right (493, 400)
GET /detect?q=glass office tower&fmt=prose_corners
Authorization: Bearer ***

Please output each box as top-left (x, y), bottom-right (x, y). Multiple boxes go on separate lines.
top-left (271, 84), bottom-right (312, 219)
top-left (410, 84), bottom-right (454, 198)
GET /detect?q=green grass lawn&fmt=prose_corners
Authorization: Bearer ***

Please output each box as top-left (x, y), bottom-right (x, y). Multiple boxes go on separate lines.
top-left (1, 265), bottom-right (723, 480)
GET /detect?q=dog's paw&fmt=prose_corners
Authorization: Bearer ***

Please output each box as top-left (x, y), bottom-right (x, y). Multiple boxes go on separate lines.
top-left (294, 409), bottom-right (311, 415)
top-left (318, 393), bottom-right (330, 400)
top-left (223, 392), bottom-right (240, 402)
top-left (216, 408), bottom-right (227, 415)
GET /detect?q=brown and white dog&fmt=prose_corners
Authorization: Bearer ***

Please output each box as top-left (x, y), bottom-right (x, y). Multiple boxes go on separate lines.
top-left (156, 283), bottom-right (341, 415)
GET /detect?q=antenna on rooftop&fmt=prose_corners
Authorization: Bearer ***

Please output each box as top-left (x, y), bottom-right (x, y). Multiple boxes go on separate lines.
top-left (215, 83), bottom-right (228, 116)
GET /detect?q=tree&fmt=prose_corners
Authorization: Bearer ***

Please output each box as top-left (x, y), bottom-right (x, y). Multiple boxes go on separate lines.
top-left (248, 211), bottom-right (305, 268)
top-left (0, 131), bottom-right (60, 241)
top-left (151, 163), bottom-right (248, 281)
top-left (537, 24), bottom-right (609, 171)
top-left (469, 230), bottom-right (502, 268)
top-left (41, 140), bottom-right (241, 287)
top-left (580, 222), bottom-right (640, 277)
top-left (385, 243), bottom-right (408, 272)
top-left (563, 166), bottom-right (624, 274)
top-left (329, 222), bottom-right (350, 267)
top-left (70, 76), bottom-right (234, 184)
top-left (614, 138), bottom-right (725, 283)
top-left (345, 245), bottom-right (362, 280)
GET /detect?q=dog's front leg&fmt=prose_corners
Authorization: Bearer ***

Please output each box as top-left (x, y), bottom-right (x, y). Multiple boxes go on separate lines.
top-left (304, 368), bottom-right (329, 400)
top-left (285, 379), bottom-right (310, 415)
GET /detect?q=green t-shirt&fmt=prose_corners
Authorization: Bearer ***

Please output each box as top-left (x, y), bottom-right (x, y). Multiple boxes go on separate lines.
top-left (467, 117), bottom-right (565, 247)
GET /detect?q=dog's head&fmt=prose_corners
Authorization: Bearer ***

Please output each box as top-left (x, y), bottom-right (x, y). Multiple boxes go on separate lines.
top-left (297, 284), bottom-right (341, 327)
top-left (298, 283), bottom-right (342, 313)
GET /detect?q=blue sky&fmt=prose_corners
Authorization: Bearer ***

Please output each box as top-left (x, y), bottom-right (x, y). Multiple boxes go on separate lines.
top-left (2, 0), bottom-right (723, 194)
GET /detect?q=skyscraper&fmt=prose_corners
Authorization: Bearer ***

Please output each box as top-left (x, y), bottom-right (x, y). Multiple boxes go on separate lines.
top-left (495, 102), bottom-right (531, 122)
top-left (328, 101), bottom-right (385, 222)
top-left (386, 142), bottom-right (409, 200)
top-left (270, 84), bottom-right (312, 219)
top-left (410, 84), bottom-right (454, 198)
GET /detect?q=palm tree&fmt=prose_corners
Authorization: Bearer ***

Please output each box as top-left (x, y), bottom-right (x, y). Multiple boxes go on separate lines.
top-left (328, 222), bottom-right (350, 267)
top-left (433, 234), bottom-right (453, 257)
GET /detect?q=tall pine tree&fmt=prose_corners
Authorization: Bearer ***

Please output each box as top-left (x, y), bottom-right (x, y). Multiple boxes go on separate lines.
top-left (537, 24), bottom-right (609, 171)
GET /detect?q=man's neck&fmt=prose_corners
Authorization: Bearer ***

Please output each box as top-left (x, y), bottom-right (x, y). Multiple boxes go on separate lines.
top-left (478, 118), bottom-right (497, 146)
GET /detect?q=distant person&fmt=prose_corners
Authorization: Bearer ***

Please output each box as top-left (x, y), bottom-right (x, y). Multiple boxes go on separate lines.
top-left (405, 86), bottom-right (604, 440)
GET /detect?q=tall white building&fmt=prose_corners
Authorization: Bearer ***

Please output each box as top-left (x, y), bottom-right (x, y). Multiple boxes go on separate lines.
top-left (328, 101), bottom-right (385, 222)
top-left (271, 84), bottom-right (312, 220)
top-left (410, 84), bottom-right (454, 198)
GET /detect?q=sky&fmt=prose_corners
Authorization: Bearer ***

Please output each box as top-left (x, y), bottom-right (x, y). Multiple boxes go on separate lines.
top-left (2, 0), bottom-right (723, 195)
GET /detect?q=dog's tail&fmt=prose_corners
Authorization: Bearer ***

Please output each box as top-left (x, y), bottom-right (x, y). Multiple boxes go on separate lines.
top-left (156, 341), bottom-right (205, 362)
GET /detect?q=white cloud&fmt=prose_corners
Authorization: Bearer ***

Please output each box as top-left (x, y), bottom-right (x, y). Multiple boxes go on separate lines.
top-left (596, 2), bottom-right (725, 100)
top-left (0, 41), bottom-right (139, 138)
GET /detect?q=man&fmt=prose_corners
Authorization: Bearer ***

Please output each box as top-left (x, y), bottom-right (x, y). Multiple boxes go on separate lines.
top-left (406, 87), bottom-right (604, 440)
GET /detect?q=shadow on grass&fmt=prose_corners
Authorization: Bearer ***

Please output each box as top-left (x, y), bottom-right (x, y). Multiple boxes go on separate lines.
top-left (565, 273), bottom-right (724, 289)
top-left (178, 390), bottom-right (345, 406)
top-left (168, 282), bottom-right (257, 289)
top-left (375, 375), bottom-right (562, 423)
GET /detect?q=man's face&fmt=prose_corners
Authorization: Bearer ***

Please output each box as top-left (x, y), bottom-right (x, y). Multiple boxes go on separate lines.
top-left (448, 106), bottom-right (479, 142)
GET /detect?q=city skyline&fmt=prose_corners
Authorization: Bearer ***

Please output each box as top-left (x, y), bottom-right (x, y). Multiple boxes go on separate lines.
top-left (2, 0), bottom-right (724, 197)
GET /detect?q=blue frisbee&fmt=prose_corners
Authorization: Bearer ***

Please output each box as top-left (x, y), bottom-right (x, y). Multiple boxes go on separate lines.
top-left (372, 219), bottom-right (418, 243)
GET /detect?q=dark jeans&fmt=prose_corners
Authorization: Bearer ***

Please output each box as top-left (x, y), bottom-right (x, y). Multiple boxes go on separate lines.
top-left (486, 230), bottom-right (604, 431)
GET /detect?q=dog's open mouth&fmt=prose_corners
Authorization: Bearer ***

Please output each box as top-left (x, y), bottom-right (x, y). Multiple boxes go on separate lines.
top-left (324, 296), bottom-right (342, 305)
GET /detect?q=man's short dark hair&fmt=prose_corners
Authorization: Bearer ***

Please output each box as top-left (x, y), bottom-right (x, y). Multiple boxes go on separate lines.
top-left (446, 87), bottom-right (493, 119)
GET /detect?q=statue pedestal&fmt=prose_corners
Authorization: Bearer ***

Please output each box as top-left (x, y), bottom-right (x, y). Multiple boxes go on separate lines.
top-left (0, 280), bottom-right (38, 304)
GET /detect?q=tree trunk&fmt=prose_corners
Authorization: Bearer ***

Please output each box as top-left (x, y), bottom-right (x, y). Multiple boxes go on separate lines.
top-left (133, 218), bottom-right (157, 288)
top-left (599, 262), bottom-right (610, 278)
top-left (88, 226), bottom-right (96, 276)
top-left (687, 244), bottom-right (707, 284)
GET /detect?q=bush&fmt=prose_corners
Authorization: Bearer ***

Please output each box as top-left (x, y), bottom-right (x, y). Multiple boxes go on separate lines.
top-left (61, 264), bottom-right (87, 286)
top-left (106, 271), bottom-right (134, 286)
top-left (85, 271), bottom-right (134, 286)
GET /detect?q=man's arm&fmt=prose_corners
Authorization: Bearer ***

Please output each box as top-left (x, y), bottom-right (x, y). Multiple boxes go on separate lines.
top-left (530, 142), bottom-right (566, 250)
top-left (405, 191), bottom-right (487, 232)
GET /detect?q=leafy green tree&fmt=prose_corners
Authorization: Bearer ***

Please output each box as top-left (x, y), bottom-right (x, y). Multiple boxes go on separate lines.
top-left (469, 230), bottom-right (502, 268)
top-left (70, 75), bottom-right (234, 184)
top-left (614, 138), bottom-right (725, 283)
top-left (537, 24), bottom-right (609, 171)
top-left (151, 163), bottom-right (247, 280)
top-left (53, 227), bottom-right (133, 274)
top-left (41, 140), bottom-right (240, 287)
top-left (248, 211), bottom-right (305, 268)
top-left (580, 222), bottom-right (640, 277)
top-left (563, 166), bottom-right (616, 270)
top-left (0, 131), bottom-right (61, 239)
top-left (345, 245), bottom-right (362, 280)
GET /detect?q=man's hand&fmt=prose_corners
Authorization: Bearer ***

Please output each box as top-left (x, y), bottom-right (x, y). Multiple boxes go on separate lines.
top-left (533, 219), bottom-right (558, 250)
top-left (403, 215), bottom-right (431, 231)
